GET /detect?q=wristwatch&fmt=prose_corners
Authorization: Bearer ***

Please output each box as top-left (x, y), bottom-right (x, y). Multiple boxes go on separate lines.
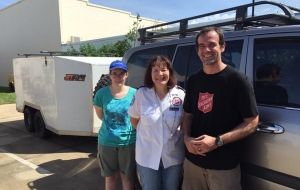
top-left (215, 136), bottom-right (224, 147)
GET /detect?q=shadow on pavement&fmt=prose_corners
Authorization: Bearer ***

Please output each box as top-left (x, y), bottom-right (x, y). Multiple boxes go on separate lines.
top-left (0, 119), bottom-right (130, 190)
top-left (0, 119), bottom-right (98, 155)
top-left (26, 154), bottom-right (105, 190)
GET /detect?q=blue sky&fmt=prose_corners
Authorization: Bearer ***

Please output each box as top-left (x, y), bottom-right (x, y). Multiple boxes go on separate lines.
top-left (1, 0), bottom-right (299, 21)
top-left (90, 0), bottom-right (300, 21)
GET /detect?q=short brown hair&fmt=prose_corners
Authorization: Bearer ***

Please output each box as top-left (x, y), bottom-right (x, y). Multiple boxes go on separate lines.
top-left (144, 55), bottom-right (177, 88)
top-left (195, 27), bottom-right (225, 51)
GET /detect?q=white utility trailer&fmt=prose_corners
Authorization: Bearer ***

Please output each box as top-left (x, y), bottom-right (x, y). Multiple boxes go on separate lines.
top-left (13, 56), bottom-right (121, 138)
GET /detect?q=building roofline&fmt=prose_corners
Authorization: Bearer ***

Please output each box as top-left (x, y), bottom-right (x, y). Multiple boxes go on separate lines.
top-left (0, 0), bottom-right (163, 24)
top-left (79, 0), bottom-right (163, 23)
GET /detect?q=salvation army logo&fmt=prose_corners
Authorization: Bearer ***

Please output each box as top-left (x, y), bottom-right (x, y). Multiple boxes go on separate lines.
top-left (171, 97), bottom-right (182, 106)
top-left (198, 92), bottom-right (214, 113)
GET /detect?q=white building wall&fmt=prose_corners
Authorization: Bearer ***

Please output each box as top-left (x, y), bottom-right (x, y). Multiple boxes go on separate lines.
top-left (0, 0), bottom-right (162, 86)
top-left (59, 0), bottom-right (161, 44)
top-left (0, 0), bottom-right (61, 86)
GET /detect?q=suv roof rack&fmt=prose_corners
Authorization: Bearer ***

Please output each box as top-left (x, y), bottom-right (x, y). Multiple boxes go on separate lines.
top-left (138, 1), bottom-right (300, 45)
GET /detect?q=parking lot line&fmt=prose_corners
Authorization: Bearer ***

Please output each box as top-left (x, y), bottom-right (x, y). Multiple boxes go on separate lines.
top-left (0, 148), bottom-right (53, 175)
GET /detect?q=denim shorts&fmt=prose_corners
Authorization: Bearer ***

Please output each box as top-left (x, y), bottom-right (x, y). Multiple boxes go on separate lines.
top-left (97, 143), bottom-right (136, 178)
top-left (137, 162), bottom-right (183, 190)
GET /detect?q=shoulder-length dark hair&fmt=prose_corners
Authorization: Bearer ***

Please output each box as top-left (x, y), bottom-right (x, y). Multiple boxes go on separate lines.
top-left (144, 55), bottom-right (177, 88)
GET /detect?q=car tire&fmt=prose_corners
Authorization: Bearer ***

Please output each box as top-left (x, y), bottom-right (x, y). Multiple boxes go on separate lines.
top-left (33, 111), bottom-right (50, 139)
top-left (24, 107), bottom-right (35, 132)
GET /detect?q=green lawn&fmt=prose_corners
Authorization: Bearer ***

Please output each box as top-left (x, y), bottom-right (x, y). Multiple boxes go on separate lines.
top-left (0, 87), bottom-right (16, 105)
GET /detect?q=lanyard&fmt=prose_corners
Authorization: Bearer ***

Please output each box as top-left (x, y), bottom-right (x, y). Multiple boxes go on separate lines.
top-left (154, 90), bottom-right (178, 137)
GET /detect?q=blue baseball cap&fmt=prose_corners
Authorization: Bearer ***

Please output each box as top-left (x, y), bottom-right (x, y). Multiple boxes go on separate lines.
top-left (109, 60), bottom-right (128, 72)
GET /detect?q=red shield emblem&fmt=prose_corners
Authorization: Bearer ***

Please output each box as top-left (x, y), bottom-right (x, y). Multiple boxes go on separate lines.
top-left (198, 92), bottom-right (214, 113)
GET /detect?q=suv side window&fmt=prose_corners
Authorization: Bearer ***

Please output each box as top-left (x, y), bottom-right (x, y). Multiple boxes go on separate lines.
top-left (173, 45), bottom-right (201, 88)
top-left (253, 37), bottom-right (300, 108)
top-left (222, 40), bottom-right (243, 69)
top-left (127, 45), bottom-right (176, 88)
top-left (172, 40), bottom-right (243, 88)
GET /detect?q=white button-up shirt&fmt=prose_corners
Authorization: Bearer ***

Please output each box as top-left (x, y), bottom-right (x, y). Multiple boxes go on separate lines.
top-left (128, 86), bottom-right (185, 170)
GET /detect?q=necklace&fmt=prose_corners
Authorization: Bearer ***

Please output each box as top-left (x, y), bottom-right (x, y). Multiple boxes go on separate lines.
top-left (154, 89), bottom-right (178, 138)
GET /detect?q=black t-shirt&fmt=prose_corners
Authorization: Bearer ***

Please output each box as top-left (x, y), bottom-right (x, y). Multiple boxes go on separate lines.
top-left (183, 66), bottom-right (258, 170)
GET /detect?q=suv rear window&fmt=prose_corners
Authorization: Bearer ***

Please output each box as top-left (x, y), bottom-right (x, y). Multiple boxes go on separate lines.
top-left (253, 37), bottom-right (300, 108)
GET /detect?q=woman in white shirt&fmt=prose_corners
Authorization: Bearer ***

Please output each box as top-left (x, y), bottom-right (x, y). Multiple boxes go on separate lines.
top-left (128, 55), bottom-right (185, 190)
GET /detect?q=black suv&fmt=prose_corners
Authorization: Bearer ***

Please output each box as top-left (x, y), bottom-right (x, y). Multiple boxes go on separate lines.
top-left (123, 1), bottom-right (300, 189)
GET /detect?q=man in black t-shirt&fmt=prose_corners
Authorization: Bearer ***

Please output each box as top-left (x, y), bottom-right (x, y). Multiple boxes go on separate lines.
top-left (182, 27), bottom-right (259, 190)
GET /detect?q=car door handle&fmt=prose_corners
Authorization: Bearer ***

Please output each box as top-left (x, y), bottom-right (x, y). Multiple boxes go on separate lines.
top-left (256, 122), bottom-right (285, 134)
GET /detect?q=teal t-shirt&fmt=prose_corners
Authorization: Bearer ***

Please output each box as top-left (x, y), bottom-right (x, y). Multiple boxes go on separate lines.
top-left (93, 86), bottom-right (136, 146)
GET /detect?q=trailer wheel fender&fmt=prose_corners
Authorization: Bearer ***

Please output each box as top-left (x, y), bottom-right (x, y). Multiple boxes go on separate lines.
top-left (33, 111), bottom-right (50, 139)
top-left (24, 107), bottom-right (35, 132)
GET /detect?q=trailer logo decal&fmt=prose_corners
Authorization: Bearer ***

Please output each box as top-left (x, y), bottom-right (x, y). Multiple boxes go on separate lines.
top-left (64, 74), bottom-right (86, 81)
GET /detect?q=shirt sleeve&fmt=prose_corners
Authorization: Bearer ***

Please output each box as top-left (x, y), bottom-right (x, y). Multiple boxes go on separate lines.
top-left (128, 88), bottom-right (141, 118)
top-left (93, 88), bottom-right (103, 108)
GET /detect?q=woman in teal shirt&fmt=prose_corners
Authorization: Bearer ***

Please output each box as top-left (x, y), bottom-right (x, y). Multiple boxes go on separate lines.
top-left (93, 60), bottom-right (136, 190)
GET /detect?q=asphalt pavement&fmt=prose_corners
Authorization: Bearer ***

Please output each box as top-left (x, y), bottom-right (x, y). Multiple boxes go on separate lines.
top-left (0, 104), bottom-right (111, 190)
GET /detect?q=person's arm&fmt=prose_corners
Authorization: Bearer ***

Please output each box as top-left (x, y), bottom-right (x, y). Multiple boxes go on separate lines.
top-left (194, 115), bottom-right (259, 155)
top-left (182, 111), bottom-right (192, 139)
top-left (182, 111), bottom-right (199, 155)
top-left (128, 89), bottom-right (141, 128)
top-left (219, 115), bottom-right (259, 145)
top-left (94, 106), bottom-right (103, 120)
top-left (130, 117), bottom-right (139, 129)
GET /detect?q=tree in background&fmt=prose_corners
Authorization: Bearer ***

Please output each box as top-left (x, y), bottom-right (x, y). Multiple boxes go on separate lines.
top-left (67, 15), bottom-right (141, 57)
top-left (126, 14), bottom-right (142, 47)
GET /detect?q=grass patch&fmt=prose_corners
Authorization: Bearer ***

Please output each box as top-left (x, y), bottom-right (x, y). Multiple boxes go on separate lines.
top-left (0, 87), bottom-right (16, 105)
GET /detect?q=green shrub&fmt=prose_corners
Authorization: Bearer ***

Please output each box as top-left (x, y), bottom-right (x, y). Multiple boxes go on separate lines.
top-left (0, 87), bottom-right (16, 105)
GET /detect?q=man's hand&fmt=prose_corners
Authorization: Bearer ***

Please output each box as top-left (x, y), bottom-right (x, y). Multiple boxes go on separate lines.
top-left (184, 135), bottom-right (213, 156)
top-left (193, 135), bottom-right (218, 156)
top-left (184, 136), bottom-right (198, 155)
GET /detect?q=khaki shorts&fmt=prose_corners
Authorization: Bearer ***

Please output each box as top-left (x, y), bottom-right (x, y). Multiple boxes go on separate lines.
top-left (97, 143), bottom-right (136, 178)
top-left (182, 158), bottom-right (242, 190)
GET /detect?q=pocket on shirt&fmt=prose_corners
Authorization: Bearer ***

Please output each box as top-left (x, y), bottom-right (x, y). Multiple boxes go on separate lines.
top-left (141, 103), bottom-right (156, 115)
top-left (140, 111), bottom-right (159, 125)
top-left (140, 102), bottom-right (161, 128)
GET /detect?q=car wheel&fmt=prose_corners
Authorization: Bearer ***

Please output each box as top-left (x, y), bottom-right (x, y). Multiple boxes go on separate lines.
top-left (24, 107), bottom-right (35, 132)
top-left (33, 111), bottom-right (49, 139)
